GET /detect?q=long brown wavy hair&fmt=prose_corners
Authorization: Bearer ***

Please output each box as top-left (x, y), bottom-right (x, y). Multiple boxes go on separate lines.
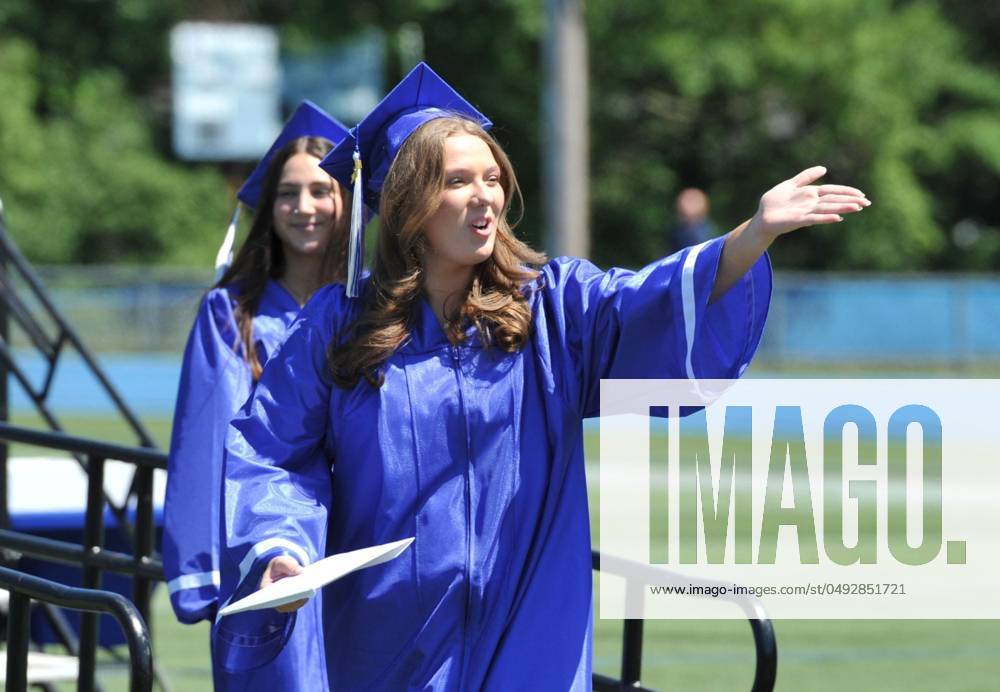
top-left (217, 136), bottom-right (350, 380)
top-left (329, 116), bottom-right (546, 388)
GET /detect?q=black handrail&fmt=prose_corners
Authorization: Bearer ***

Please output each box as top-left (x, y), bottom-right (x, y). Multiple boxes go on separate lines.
top-left (0, 422), bottom-right (166, 470)
top-left (0, 565), bottom-right (153, 692)
top-left (0, 204), bottom-right (160, 565)
top-left (0, 529), bottom-right (163, 579)
top-left (0, 206), bottom-right (156, 450)
top-left (0, 423), bottom-right (166, 689)
top-left (591, 550), bottom-right (779, 692)
top-left (0, 199), bottom-right (164, 689)
top-left (0, 424), bottom-right (166, 621)
top-left (0, 423), bottom-right (166, 623)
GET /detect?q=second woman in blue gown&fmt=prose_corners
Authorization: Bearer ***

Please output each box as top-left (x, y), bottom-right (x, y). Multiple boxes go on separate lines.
top-left (163, 104), bottom-right (350, 691)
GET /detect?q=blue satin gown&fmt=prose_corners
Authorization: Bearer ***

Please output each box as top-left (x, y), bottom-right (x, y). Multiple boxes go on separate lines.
top-left (162, 279), bottom-right (329, 691)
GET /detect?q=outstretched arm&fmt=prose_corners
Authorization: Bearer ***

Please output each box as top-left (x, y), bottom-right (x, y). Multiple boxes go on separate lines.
top-left (711, 166), bottom-right (869, 301)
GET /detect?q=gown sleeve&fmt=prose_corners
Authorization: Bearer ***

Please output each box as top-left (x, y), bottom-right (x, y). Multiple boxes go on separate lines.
top-left (539, 235), bottom-right (772, 418)
top-left (213, 284), bottom-right (344, 672)
top-left (162, 288), bottom-right (251, 624)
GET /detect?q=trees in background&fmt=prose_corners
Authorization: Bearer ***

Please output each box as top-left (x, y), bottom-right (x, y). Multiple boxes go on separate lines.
top-left (0, 0), bottom-right (997, 271)
top-left (0, 3), bottom-right (229, 265)
top-left (587, 0), bottom-right (1000, 270)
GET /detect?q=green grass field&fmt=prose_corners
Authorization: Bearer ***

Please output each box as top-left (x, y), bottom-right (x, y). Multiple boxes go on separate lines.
top-left (11, 413), bottom-right (999, 691)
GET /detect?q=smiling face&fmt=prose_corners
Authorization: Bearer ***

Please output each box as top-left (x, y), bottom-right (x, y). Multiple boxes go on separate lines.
top-left (272, 152), bottom-right (343, 259)
top-left (421, 134), bottom-right (506, 281)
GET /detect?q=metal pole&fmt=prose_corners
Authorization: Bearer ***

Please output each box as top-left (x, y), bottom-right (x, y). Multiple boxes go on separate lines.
top-left (79, 455), bottom-right (107, 692)
top-left (750, 617), bottom-right (779, 692)
top-left (6, 591), bottom-right (31, 691)
top-left (0, 566), bottom-right (154, 692)
top-left (543, 0), bottom-right (590, 258)
top-left (621, 580), bottom-right (645, 684)
top-left (0, 196), bottom-right (10, 531)
top-left (132, 465), bottom-right (155, 626)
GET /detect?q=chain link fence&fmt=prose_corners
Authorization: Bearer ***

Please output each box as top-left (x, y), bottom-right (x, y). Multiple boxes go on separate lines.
top-left (11, 265), bottom-right (212, 354)
top-left (9, 265), bottom-right (1000, 370)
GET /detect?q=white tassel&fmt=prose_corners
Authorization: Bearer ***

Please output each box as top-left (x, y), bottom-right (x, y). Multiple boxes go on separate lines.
top-left (214, 205), bottom-right (241, 283)
top-left (346, 148), bottom-right (365, 298)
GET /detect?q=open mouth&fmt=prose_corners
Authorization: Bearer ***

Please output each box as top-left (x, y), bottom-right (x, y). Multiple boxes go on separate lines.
top-left (471, 218), bottom-right (492, 233)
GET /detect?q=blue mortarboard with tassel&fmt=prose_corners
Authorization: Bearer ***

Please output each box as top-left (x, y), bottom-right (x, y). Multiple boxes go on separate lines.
top-left (320, 62), bottom-right (492, 297)
top-left (214, 100), bottom-right (349, 280)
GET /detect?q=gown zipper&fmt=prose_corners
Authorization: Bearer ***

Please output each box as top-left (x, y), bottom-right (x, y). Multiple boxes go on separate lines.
top-left (451, 344), bottom-right (475, 687)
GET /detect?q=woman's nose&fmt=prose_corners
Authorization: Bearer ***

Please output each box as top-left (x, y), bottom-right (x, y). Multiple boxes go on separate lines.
top-left (296, 190), bottom-right (315, 214)
top-left (471, 181), bottom-right (493, 206)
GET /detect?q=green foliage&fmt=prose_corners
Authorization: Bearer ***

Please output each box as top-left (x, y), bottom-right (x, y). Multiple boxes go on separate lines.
top-left (588, 0), bottom-right (1000, 270)
top-left (0, 36), bottom-right (228, 265)
top-left (1, 0), bottom-right (997, 271)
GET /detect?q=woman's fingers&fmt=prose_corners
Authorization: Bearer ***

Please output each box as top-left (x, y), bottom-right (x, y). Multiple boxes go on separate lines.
top-left (756, 169), bottom-right (870, 237)
top-left (261, 556), bottom-right (308, 613)
top-left (261, 555), bottom-right (303, 588)
top-left (804, 213), bottom-right (844, 225)
top-left (814, 201), bottom-right (868, 214)
top-left (818, 184), bottom-right (867, 197)
top-left (816, 194), bottom-right (870, 206)
top-left (791, 165), bottom-right (828, 186)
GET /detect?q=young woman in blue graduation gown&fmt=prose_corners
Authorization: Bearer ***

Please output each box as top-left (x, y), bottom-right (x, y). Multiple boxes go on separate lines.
top-left (163, 134), bottom-right (350, 691)
top-left (217, 65), bottom-right (869, 690)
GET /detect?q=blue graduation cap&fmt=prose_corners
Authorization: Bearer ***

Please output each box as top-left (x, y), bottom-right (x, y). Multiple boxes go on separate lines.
top-left (214, 101), bottom-right (349, 280)
top-left (320, 62), bottom-right (492, 297)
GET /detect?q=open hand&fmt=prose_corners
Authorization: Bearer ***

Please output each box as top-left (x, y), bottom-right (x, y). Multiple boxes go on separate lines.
top-left (261, 555), bottom-right (308, 613)
top-left (752, 166), bottom-right (869, 241)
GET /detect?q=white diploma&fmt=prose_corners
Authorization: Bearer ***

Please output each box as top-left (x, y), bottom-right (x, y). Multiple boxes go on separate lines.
top-left (218, 537), bottom-right (415, 617)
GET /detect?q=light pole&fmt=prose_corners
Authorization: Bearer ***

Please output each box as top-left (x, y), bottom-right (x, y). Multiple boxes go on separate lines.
top-left (543, 0), bottom-right (590, 259)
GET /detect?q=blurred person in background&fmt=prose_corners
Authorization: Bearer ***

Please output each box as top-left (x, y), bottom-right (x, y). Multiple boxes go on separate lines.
top-left (163, 102), bottom-right (349, 691)
top-left (670, 186), bottom-right (715, 252)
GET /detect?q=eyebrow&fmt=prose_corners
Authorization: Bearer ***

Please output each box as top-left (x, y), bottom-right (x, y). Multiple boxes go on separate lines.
top-left (444, 166), bottom-right (501, 175)
top-left (277, 180), bottom-right (331, 188)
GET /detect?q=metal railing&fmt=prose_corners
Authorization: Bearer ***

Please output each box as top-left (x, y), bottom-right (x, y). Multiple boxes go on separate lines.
top-left (0, 205), bottom-right (158, 549)
top-left (0, 196), bottom-right (165, 688)
top-left (0, 208), bottom-right (156, 449)
top-left (0, 423), bottom-right (165, 616)
top-left (0, 423), bottom-right (166, 689)
top-left (1, 565), bottom-right (153, 692)
top-left (591, 551), bottom-right (778, 691)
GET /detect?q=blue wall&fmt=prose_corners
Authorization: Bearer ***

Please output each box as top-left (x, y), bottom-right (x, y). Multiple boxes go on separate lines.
top-left (8, 272), bottom-right (1000, 416)
top-left (758, 274), bottom-right (1000, 364)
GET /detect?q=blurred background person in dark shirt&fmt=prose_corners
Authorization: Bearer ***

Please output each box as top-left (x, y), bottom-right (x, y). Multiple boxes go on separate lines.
top-left (670, 187), bottom-right (715, 251)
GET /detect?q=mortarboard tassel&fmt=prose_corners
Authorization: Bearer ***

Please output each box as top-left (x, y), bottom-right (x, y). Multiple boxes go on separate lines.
top-left (214, 205), bottom-right (242, 283)
top-left (346, 148), bottom-right (365, 298)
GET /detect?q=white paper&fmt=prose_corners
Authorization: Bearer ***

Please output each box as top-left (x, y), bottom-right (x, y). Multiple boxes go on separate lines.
top-left (218, 537), bottom-right (415, 617)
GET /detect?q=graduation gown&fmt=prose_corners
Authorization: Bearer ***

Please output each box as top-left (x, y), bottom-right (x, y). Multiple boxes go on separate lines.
top-left (218, 238), bottom-right (771, 690)
top-left (162, 279), bottom-right (329, 691)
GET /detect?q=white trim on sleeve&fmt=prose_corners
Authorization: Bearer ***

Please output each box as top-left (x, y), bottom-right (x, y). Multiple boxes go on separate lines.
top-left (237, 537), bottom-right (311, 585)
top-left (214, 538), bottom-right (312, 624)
top-left (166, 570), bottom-right (220, 595)
top-left (681, 241), bottom-right (709, 380)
